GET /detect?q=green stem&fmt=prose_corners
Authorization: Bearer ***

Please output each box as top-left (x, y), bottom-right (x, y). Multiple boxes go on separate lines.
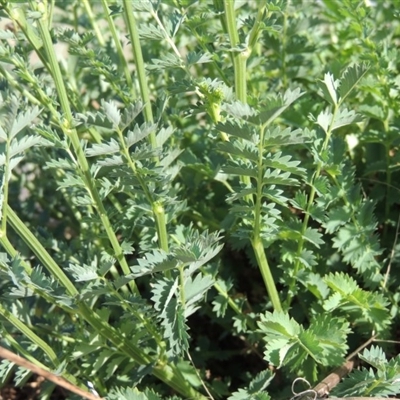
top-left (1, 330), bottom-right (79, 386)
top-left (0, 234), bottom-right (79, 314)
top-left (0, 304), bottom-right (59, 367)
top-left (121, 2), bottom-right (173, 252)
top-left (2, 330), bottom-right (49, 369)
top-left (153, 201), bottom-right (169, 252)
top-left (179, 265), bottom-right (186, 306)
top-left (383, 119), bottom-right (391, 242)
top-left (103, 279), bottom-right (164, 346)
top-left (1, 130), bottom-right (11, 234)
top-left (251, 238), bottom-right (282, 312)
top-left (280, 7), bottom-right (288, 89)
top-left (7, 206), bottom-right (78, 296)
top-left (122, 1), bottom-right (156, 137)
top-left (247, 4), bottom-right (267, 53)
top-left (223, 0), bottom-right (253, 203)
top-left (189, 26), bottom-right (230, 85)
top-left (47, 0), bottom-right (55, 26)
top-left (0, 235), bottom-right (21, 265)
top-left (249, 123), bottom-right (282, 311)
top-left (224, 0), bottom-right (247, 102)
top-left (31, 1), bottom-right (138, 295)
top-left (4, 208), bottom-right (203, 398)
top-left (172, 232), bottom-right (258, 331)
top-left (76, 301), bottom-right (206, 399)
top-left (115, 125), bottom-right (168, 252)
top-left (284, 104), bottom-right (339, 308)
top-left (100, 0), bottom-right (137, 99)
top-left (82, 0), bottom-right (105, 46)
top-left (211, 276), bottom-right (258, 331)
top-left (8, 6), bottom-right (48, 70)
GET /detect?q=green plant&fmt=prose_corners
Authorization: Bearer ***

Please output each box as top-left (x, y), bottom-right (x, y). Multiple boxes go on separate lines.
top-left (0, 1), bottom-right (399, 399)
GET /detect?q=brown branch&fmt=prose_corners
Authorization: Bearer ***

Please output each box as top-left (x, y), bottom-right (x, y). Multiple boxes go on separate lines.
top-left (312, 335), bottom-right (378, 398)
top-left (0, 346), bottom-right (102, 400)
top-left (312, 359), bottom-right (356, 398)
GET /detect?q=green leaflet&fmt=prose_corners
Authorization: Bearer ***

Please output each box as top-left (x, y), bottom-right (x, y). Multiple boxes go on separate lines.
top-left (259, 311), bottom-right (350, 381)
top-left (333, 346), bottom-right (400, 398)
top-left (323, 272), bottom-right (390, 332)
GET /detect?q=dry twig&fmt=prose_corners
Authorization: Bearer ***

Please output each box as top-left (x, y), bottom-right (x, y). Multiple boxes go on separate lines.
top-left (0, 346), bottom-right (102, 400)
top-left (312, 335), bottom-right (377, 398)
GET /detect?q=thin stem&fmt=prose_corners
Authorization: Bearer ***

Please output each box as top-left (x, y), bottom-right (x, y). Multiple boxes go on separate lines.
top-left (8, 6), bottom-right (50, 71)
top-left (7, 206), bottom-right (78, 296)
top-left (253, 125), bottom-right (266, 240)
top-left (250, 124), bottom-right (282, 312)
top-left (2, 330), bottom-right (50, 369)
top-left (115, 125), bottom-right (169, 251)
top-left (285, 103), bottom-right (339, 309)
top-left (31, 1), bottom-right (138, 294)
top-left (383, 120), bottom-right (391, 241)
top-left (188, 26), bottom-right (230, 85)
top-left (153, 201), bottom-right (169, 252)
top-left (383, 213), bottom-right (400, 288)
top-left (251, 237), bottom-right (282, 312)
top-left (48, 0), bottom-right (55, 26)
top-left (186, 350), bottom-right (215, 400)
top-left (179, 266), bottom-right (186, 307)
top-left (121, 2), bottom-right (173, 252)
top-left (122, 0), bottom-right (155, 133)
top-left (1, 133), bottom-right (11, 234)
top-left (0, 304), bottom-right (59, 367)
top-left (247, 4), bottom-right (267, 53)
top-left (101, 278), bottom-right (164, 346)
top-left (100, 0), bottom-right (137, 99)
top-left (0, 235), bottom-right (79, 314)
top-left (82, 0), bottom-right (106, 46)
top-left (209, 273), bottom-right (258, 331)
top-left (171, 232), bottom-right (258, 331)
top-left (76, 300), bottom-right (207, 399)
top-left (0, 235), bottom-right (22, 266)
top-left (224, 0), bottom-right (247, 102)
top-left (280, 7), bottom-right (288, 89)
top-left (222, 0), bottom-right (253, 203)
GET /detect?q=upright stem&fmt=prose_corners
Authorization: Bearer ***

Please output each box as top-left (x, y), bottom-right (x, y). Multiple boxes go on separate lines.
top-left (280, 7), bottom-right (288, 89)
top-left (251, 238), bottom-right (282, 312)
top-left (285, 104), bottom-right (339, 309)
top-left (224, 0), bottom-right (247, 102)
top-left (383, 119), bottom-right (391, 242)
top-left (122, 0), bottom-right (171, 252)
top-left (82, 0), bottom-right (105, 46)
top-left (1, 130), bottom-right (11, 234)
top-left (252, 125), bottom-right (282, 312)
top-left (100, 0), bottom-right (136, 99)
top-left (223, 0), bottom-right (253, 199)
top-left (31, 1), bottom-right (138, 295)
top-left (122, 1), bottom-right (155, 130)
top-left (223, 1), bottom-right (281, 310)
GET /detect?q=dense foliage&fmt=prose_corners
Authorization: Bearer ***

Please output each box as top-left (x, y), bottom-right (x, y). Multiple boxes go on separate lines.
top-left (0, 1), bottom-right (400, 399)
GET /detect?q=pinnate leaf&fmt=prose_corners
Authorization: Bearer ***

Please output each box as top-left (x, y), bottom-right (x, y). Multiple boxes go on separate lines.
top-left (339, 63), bottom-right (369, 102)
